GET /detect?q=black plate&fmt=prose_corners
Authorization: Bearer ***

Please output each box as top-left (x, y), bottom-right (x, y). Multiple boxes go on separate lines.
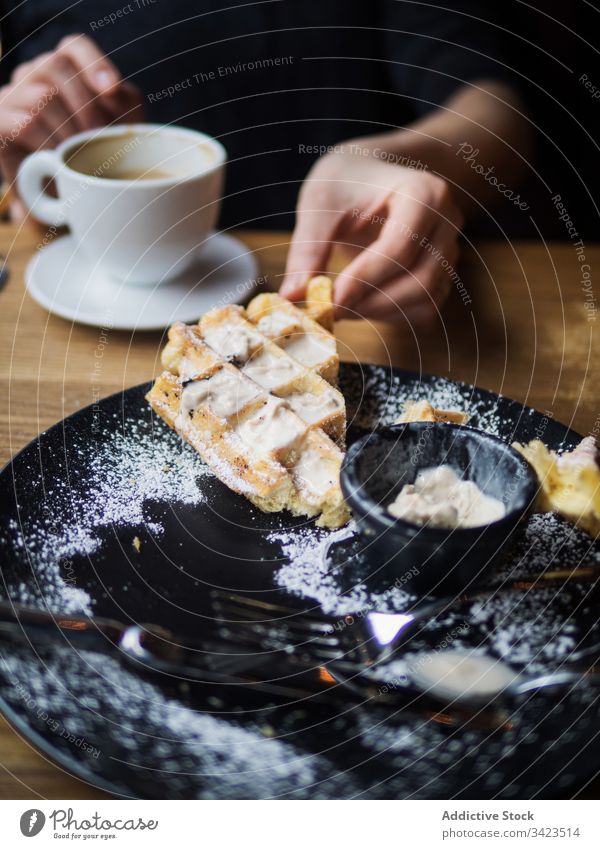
top-left (0, 363), bottom-right (598, 799)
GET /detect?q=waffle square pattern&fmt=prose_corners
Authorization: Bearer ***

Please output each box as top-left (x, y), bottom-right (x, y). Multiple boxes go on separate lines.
top-left (147, 278), bottom-right (350, 528)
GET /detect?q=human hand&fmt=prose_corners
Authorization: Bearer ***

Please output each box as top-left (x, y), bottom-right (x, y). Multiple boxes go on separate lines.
top-left (281, 147), bottom-right (464, 324)
top-left (0, 34), bottom-right (144, 212)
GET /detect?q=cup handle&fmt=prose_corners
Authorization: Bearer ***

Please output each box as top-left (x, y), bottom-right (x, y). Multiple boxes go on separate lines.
top-left (17, 150), bottom-right (66, 226)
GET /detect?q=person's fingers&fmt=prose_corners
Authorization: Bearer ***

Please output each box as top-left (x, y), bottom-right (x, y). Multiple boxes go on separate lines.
top-left (56, 34), bottom-right (121, 95)
top-left (280, 206), bottom-right (342, 299)
top-left (332, 196), bottom-right (435, 312)
top-left (37, 93), bottom-right (81, 145)
top-left (0, 109), bottom-right (60, 187)
top-left (361, 220), bottom-right (459, 315)
top-left (0, 81), bottom-right (47, 128)
top-left (11, 52), bottom-right (113, 132)
top-left (347, 268), bottom-right (445, 323)
top-left (0, 83), bottom-right (60, 149)
top-left (344, 222), bottom-right (460, 322)
top-left (10, 54), bottom-right (56, 85)
top-left (57, 84), bottom-right (109, 132)
top-left (11, 38), bottom-right (118, 97)
top-left (334, 210), bottom-right (433, 309)
top-left (334, 182), bottom-right (462, 314)
top-left (42, 60), bottom-right (116, 131)
top-left (11, 35), bottom-right (127, 130)
top-left (108, 81), bottom-right (145, 123)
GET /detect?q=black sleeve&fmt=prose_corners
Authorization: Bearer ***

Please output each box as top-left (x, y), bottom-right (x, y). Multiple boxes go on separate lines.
top-left (0, 1), bottom-right (22, 84)
top-left (379, 0), bottom-right (526, 116)
top-left (0, 0), bottom-right (129, 85)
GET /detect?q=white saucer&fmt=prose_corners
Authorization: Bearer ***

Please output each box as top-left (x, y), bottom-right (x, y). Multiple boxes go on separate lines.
top-left (25, 232), bottom-right (259, 330)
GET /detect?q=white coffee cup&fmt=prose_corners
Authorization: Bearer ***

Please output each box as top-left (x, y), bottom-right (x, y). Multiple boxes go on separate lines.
top-left (17, 123), bottom-right (227, 285)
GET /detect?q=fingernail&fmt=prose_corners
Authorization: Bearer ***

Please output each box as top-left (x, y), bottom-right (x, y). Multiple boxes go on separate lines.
top-left (280, 274), bottom-right (302, 298)
top-left (95, 69), bottom-right (117, 90)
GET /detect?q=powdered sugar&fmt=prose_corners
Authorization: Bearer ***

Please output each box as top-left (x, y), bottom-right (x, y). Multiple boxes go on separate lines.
top-left (272, 524), bottom-right (359, 614)
top-left (273, 507), bottom-right (599, 681)
top-left (341, 365), bottom-right (510, 437)
top-left (2, 415), bottom-right (209, 615)
top-left (272, 521), bottom-right (417, 616)
top-left (1, 365), bottom-right (598, 799)
top-left (0, 645), bottom-right (319, 799)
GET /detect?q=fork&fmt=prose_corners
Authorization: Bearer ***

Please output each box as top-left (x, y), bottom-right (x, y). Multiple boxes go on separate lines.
top-left (210, 581), bottom-right (600, 708)
top-left (212, 560), bottom-right (600, 667)
top-left (209, 588), bottom-right (452, 672)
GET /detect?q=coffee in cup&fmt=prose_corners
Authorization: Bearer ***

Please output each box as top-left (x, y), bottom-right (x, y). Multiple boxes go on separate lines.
top-left (17, 124), bottom-right (227, 285)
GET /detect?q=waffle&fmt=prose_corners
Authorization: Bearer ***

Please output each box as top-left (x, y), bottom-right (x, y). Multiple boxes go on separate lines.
top-left (245, 289), bottom-right (339, 384)
top-left (147, 280), bottom-right (350, 528)
top-left (513, 436), bottom-right (600, 536)
top-left (302, 275), bottom-right (335, 331)
top-left (395, 399), bottom-right (470, 425)
top-left (199, 305), bottom-right (346, 442)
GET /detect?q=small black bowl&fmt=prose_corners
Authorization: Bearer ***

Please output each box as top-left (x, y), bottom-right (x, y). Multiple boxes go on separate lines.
top-left (341, 422), bottom-right (539, 596)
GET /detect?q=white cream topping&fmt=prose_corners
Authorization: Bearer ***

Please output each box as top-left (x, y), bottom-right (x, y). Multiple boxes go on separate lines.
top-left (388, 465), bottom-right (505, 528)
top-left (282, 331), bottom-right (336, 367)
top-left (285, 388), bottom-right (342, 424)
top-left (178, 369), bottom-right (261, 423)
top-left (235, 397), bottom-right (305, 457)
top-left (177, 355), bottom-right (205, 381)
top-left (257, 310), bottom-right (300, 338)
top-left (241, 348), bottom-right (301, 390)
top-left (202, 322), bottom-right (262, 364)
top-left (293, 444), bottom-right (338, 497)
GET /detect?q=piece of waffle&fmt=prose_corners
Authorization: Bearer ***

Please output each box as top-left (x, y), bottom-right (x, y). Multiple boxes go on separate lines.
top-left (199, 305), bottom-right (345, 443)
top-left (395, 399), bottom-right (470, 425)
top-left (147, 280), bottom-right (350, 527)
top-left (245, 291), bottom-right (339, 384)
top-left (302, 275), bottom-right (335, 331)
top-left (513, 436), bottom-right (600, 536)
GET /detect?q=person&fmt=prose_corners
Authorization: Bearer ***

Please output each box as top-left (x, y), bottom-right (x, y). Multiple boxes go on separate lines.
top-left (0, 2), bottom-right (532, 324)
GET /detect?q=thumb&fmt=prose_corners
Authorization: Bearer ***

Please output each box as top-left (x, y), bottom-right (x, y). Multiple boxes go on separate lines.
top-left (280, 207), bottom-right (338, 300)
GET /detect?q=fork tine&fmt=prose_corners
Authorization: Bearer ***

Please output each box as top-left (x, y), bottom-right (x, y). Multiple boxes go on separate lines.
top-left (210, 589), bottom-right (330, 624)
top-left (214, 600), bottom-right (337, 638)
top-left (210, 589), bottom-right (380, 671)
top-left (214, 593), bottom-right (381, 653)
top-left (215, 611), bottom-right (347, 654)
top-left (211, 591), bottom-right (337, 636)
top-left (220, 620), bottom-right (340, 649)
top-left (216, 628), bottom-right (346, 667)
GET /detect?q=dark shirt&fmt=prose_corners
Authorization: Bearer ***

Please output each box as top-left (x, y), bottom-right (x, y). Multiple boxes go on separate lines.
top-left (0, 1), bottom-right (521, 229)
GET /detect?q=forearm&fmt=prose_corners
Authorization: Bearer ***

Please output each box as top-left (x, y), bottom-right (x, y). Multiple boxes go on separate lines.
top-left (354, 81), bottom-right (533, 220)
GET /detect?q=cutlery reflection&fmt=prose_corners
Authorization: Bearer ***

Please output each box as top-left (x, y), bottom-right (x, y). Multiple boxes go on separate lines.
top-left (0, 601), bottom-right (336, 702)
top-left (210, 575), bottom-right (600, 710)
top-left (2, 561), bottom-right (599, 713)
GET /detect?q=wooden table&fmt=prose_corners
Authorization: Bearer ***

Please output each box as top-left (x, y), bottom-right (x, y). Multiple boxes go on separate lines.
top-left (0, 223), bottom-right (598, 798)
